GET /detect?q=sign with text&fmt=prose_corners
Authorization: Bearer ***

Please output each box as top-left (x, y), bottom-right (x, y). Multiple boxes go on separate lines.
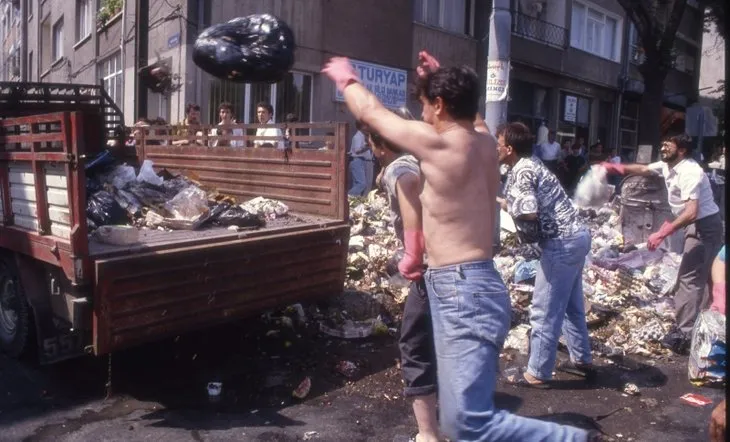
top-left (334, 59), bottom-right (407, 109)
top-left (486, 60), bottom-right (509, 102)
top-left (564, 95), bottom-right (577, 122)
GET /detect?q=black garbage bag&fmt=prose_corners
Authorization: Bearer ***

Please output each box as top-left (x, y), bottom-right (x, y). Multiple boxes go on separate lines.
top-left (193, 14), bottom-right (296, 83)
top-left (161, 176), bottom-right (194, 199)
top-left (215, 206), bottom-right (265, 228)
top-left (86, 176), bottom-right (103, 195)
top-left (126, 182), bottom-right (168, 209)
top-left (86, 190), bottom-right (128, 226)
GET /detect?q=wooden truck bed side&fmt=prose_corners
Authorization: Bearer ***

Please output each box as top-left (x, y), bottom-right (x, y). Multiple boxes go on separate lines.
top-left (91, 122), bottom-right (351, 355)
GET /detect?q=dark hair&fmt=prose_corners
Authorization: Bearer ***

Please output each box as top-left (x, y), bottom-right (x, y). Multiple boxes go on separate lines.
top-left (185, 103), bottom-right (200, 114)
top-left (664, 133), bottom-right (693, 153)
top-left (414, 66), bottom-right (479, 121)
top-left (256, 101), bottom-right (274, 115)
top-left (368, 107), bottom-right (415, 154)
top-left (285, 113), bottom-right (298, 123)
top-left (219, 102), bottom-right (234, 116)
top-left (496, 122), bottom-right (533, 157)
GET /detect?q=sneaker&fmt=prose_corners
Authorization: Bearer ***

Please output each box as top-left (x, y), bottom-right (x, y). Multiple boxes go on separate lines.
top-left (660, 328), bottom-right (690, 355)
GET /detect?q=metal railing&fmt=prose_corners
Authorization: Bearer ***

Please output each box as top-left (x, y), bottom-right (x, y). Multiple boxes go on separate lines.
top-left (511, 11), bottom-right (568, 49)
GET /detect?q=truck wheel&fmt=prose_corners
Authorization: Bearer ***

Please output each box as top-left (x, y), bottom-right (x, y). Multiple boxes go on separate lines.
top-left (0, 259), bottom-right (30, 357)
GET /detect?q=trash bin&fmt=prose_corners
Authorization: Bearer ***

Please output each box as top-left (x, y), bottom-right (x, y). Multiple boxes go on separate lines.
top-left (617, 174), bottom-right (673, 246)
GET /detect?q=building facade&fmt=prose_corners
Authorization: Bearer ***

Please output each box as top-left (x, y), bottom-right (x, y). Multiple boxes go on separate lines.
top-left (506, 0), bottom-right (704, 161)
top-left (1, 0), bottom-right (705, 152)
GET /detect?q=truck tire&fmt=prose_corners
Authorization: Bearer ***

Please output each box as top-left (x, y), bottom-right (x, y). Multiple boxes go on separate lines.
top-left (0, 257), bottom-right (30, 357)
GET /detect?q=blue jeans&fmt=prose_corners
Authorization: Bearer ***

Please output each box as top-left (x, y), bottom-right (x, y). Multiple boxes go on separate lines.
top-left (528, 230), bottom-right (593, 380)
top-left (348, 157), bottom-right (373, 196)
top-left (426, 261), bottom-right (589, 442)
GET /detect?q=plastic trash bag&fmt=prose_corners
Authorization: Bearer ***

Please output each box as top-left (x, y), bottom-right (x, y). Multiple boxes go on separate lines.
top-left (164, 186), bottom-right (210, 220)
top-left (113, 188), bottom-right (143, 216)
top-left (241, 196), bottom-right (289, 219)
top-left (104, 165), bottom-right (137, 190)
top-left (215, 206), bottom-right (264, 228)
top-left (688, 310), bottom-right (726, 384)
top-left (193, 14), bottom-right (296, 83)
top-left (86, 190), bottom-right (128, 226)
top-left (127, 182), bottom-right (169, 208)
top-left (85, 149), bottom-right (116, 172)
top-left (136, 160), bottom-right (164, 186)
top-left (514, 259), bottom-right (539, 284)
top-left (573, 165), bottom-right (612, 209)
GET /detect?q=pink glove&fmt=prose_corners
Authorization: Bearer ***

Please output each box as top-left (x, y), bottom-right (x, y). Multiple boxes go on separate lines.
top-left (647, 221), bottom-right (676, 251)
top-left (710, 282), bottom-right (726, 314)
top-left (416, 51), bottom-right (441, 78)
top-left (601, 162), bottom-right (626, 175)
top-left (398, 230), bottom-right (426, 280)
top-left (322, 57), bottom-right (360, 93)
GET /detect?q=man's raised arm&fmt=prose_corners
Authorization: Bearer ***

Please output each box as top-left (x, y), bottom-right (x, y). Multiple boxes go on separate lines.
top-left (322, 57), bottom-right (442, 160)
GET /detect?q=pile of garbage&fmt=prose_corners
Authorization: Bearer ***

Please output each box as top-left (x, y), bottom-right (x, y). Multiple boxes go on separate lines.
top-left (84, 151), bottom-right (289, 243)
top-left (345, 191), bottom-right (683, 358)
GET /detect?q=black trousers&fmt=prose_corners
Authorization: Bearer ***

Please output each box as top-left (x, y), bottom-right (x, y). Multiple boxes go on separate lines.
top-left (399, 279), bottom-right (437, 397)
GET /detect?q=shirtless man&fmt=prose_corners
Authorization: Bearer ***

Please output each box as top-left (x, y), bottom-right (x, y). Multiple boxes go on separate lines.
top-left (323, 53), bottom-right (592, 441)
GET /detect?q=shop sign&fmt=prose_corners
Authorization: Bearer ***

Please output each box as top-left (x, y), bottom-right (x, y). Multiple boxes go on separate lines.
top-left (564, 95), bottom-right (578, 122)
top-left (486, 60), bottom-right (509, 102)
top-left (334, 59), bottom-right (407, 109)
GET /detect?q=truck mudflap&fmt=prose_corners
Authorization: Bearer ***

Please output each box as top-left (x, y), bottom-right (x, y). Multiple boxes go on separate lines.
top-left (92, 224), bottom-right (349, 355)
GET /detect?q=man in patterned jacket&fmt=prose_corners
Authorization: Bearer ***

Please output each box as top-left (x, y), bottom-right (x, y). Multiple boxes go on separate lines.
top-left (496, 122), bottom-right (595, 388)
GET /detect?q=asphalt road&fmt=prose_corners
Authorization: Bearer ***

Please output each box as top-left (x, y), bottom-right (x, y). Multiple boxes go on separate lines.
top-left (0, 309), bottom-right (724, 442)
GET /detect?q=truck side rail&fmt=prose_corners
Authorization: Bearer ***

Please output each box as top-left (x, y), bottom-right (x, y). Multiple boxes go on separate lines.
top-left (0, 112), bottom-right (91, 285)
top-left (135, 122), bottom-right (349, 221)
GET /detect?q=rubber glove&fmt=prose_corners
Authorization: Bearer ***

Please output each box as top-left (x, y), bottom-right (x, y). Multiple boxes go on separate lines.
top-left (322, 57), bottom-right (360, 93)
top-left (601, 162), bottom-right (626, 175)
top-left (398, 230), bottom-right (425, 280)
top-left (416, 50), bottom-right (440, 78)
top-left (710, 282), bottom-right (726, 315)
top-left (647, 221), bottom-right (675, 251)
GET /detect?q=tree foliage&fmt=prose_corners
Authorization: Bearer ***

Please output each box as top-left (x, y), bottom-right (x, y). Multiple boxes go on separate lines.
top-left (701, 0), bottom-right (726, 40)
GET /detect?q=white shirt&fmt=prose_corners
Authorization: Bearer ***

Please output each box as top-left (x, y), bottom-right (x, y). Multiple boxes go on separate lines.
top-left (349, 130), bottom-right (373, 160)
top-left (254, 119), bottom-right (285, 150)
top-left (648, 158), bottom-right (719, 219)
top-left (539, 141), bottom-right (561, 161)
top-left (209, 125), bottom-right (244, 148)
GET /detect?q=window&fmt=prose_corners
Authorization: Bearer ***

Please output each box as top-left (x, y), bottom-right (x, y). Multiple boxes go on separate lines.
top-left (570, 1), bottom-right (621, 61)
top-left (52, 18), bottom-right (64, 61)
top-left (99, 52), bottom-right (123, 112)
top-left (76, 0), bottom-right (91, 42)
top-left (28, 0), bottom-right (32, 19)
top-left (414, 0), bottom-right (474, 35)
top-left (28, 51), bottom-right (33, 80)
top-left (206, 72), bottom-right (313, 125)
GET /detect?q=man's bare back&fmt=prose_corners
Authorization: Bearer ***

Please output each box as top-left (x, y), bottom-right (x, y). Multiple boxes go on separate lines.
top-left (419, 127), bottom-right (498, 267)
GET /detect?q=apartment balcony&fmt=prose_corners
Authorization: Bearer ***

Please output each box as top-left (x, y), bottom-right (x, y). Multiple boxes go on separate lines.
top-left (511, 12), bottom-right (568, 49)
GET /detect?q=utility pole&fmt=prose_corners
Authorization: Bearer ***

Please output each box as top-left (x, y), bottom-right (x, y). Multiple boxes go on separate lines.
top-left (485, 0), bottom-right (511, 253)
top-left (484, 0), bottom-right (511, 134)
top-left (134, 0), bottom-right (149, 121)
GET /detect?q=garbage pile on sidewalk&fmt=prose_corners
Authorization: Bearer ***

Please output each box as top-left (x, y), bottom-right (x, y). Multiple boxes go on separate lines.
top-left (345, 192), bottom-right (683, 358)
top-left (84, 152), bottom-right (289, 242)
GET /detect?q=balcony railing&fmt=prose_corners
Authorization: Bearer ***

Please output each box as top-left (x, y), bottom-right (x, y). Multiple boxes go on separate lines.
top-left (511, 11), bottom-right (568, 49)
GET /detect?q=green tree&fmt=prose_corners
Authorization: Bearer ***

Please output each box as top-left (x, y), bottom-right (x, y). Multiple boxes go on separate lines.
top-left (616, 0), bottom-right (687, 149)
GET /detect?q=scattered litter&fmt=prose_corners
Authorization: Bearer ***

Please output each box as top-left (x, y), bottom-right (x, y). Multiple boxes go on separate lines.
top-left (335, 360), bottom-right (359, 378)
top-left (622, 383), bottom-right (640, 396)
top-left (292, 377), bottom-right (312, 399)
top-left (640, 398), bottom-right (659, 408)
top-left (504, 324), bottom-right (531, 355)
top-left (688, 309), bottom-right (726, 384)
top-left (679, 393), bottom-right (713, 407)
top-left (241, 197), bottom-right (289, 220)
top-left (303, 431), bottom-right (319, 440)
top-left (207, 382), bottom-right (222, 403)
top-left (573, 165), bottom-right (611, 209)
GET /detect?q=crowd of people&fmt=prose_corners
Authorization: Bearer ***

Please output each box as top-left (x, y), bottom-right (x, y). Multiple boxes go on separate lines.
top-left (324, 50), bottom-right (726, 441)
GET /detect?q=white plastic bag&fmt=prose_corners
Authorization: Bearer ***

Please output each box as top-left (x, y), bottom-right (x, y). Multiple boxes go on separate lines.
top-left (573, 165), bottom-right (612, 209)
top-left (688, 310), bottom-right (726, 384)
top-left (164, 186), bottom-right (209, 220)
top-left (137, 160), bottom-right (164, 186)
top-left (105, 165), bottom-right (137, 190)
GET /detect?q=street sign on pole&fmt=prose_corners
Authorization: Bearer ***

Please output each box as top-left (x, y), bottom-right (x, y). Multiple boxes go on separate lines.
top-left (485, 0), bottom-right (512, 253)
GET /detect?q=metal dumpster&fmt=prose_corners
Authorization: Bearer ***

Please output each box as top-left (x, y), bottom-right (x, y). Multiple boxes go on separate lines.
top-left (617, 174), bottom-right (674, 247)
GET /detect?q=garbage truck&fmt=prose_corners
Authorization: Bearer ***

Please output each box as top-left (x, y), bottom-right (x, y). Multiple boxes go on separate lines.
top-left (0, 82), bottom-right (350, 363)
